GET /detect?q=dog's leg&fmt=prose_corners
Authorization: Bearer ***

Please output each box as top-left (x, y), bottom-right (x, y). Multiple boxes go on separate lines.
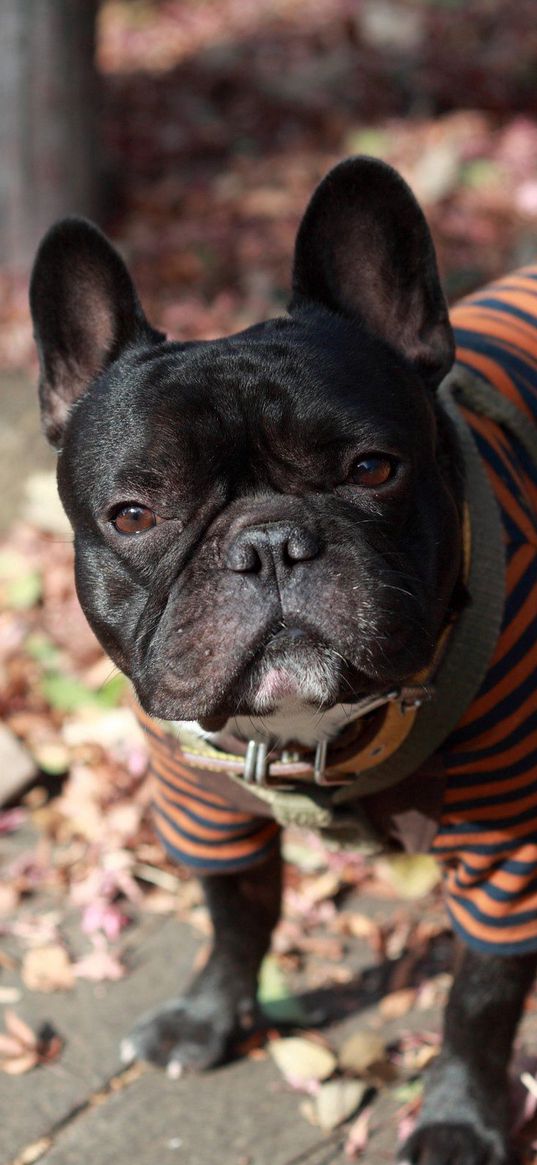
top-left (122, 844), bottom-right (282, 1073)
top-left (401, 945), bottom-right (537, 1165)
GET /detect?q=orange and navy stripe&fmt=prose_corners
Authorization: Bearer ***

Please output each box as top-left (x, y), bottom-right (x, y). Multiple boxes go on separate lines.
top-left (138, 709), bottom-right (280, 873)
top-left (432, 267), bottom-right (537, 954)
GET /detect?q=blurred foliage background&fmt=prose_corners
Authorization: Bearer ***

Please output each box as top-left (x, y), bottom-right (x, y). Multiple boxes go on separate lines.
top-left (1, 0), bottom-right (537, 366)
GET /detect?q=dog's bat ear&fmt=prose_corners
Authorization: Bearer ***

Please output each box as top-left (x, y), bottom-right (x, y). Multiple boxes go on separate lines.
top-left (290, 157), bottom-right (454, 388)
top-left (29, 218), bottom-right (165, 448)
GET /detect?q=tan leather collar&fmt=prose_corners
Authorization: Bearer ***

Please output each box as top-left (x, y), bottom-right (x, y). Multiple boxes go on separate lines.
top-left (138, 591), bottom-right (464, 791)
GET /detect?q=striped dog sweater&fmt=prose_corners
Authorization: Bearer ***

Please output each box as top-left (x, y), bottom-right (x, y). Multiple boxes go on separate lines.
top-left (139, 267), bottom-right (537, 957)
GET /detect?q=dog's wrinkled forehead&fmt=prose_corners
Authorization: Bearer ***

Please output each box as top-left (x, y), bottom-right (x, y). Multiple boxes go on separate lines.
top-left (66, 310), bottom-right (435, 515)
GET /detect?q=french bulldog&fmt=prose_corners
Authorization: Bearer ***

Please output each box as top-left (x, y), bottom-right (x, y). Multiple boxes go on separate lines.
top-left (30, 157), bottom-right (537, 1165)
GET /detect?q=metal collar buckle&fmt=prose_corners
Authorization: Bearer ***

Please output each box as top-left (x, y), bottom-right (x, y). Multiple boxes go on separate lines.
top-left (243, 741), bottom-right (270, 786)
top-left (242, 739), bottom-right (334, 789)
top-left (241, 684), bottom-right (433, 790)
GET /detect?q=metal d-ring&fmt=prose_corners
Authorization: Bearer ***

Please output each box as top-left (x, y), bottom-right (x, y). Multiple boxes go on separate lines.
top-left (244, 740), bottom-right (269, 785)
top-left (313, 740), bottom-right (328, 784)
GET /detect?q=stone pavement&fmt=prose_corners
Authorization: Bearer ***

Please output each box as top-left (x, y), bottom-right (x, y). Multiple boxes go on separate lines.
top-left (1, 820), bottom-right (452, 1165)
top-left (0, 856), bottom-right (401, 1165)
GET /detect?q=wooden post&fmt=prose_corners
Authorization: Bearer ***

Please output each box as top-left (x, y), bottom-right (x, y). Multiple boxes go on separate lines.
top-left (0, 0), bottom-right (99, 271)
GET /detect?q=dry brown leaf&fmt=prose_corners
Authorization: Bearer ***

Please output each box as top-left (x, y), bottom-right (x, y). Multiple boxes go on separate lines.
top-left (339, 1031), bottom-right (387, 1076)
top-left (0, 1033), bottom-right (26, 1056)
top-left (4, 1008), bottom-right (37, 1045)
top-left (14, 1137), bottom-right (53, 1164)
top-left (0, 1008), bottom-right (37, 1075)
top-left (315, 1079), bottom-right (367, 1131)
top-left (378, 988), bottom-right (417, 1020)
top-left (22, 944), bottom-right (75, 992)
top-left (0, 1007), bottom-right (63, 1075)
top-left (374, 855), bottom-right (441, 900)
top-left (407, 1044), bottom-right (439, 1072)
top-left (303, 871), bottom-right (342, 904)
top-left (2, 1051), bottom-right (39, 1075)
top-left (269, 1037), bottom-right (337, 1087)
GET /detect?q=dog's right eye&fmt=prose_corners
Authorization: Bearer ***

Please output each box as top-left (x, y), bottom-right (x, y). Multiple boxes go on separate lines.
top-left (347, 454), bottom-right (396, 488)
top-left (111, 505), bottom-right (158, 535)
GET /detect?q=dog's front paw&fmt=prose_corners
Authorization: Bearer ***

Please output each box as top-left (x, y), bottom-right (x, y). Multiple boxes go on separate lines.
top-left (400, 1123), bottom-right (511, 1165)
top-left (120, 991), bottom-right (251, 1075)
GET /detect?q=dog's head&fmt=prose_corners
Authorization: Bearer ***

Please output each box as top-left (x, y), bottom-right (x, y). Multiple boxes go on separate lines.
top-left (30, 158), bottom-right (462, 722)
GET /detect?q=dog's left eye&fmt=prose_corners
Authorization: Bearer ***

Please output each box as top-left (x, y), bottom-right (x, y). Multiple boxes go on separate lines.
top-left (111, 505), bottom-right (158, 535)
top-left (347, 455), bottom-right (396, 487)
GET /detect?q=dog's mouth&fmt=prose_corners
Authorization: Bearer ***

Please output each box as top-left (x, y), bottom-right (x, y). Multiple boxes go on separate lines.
top-left (137, 612), bottom-right (431, 723)
top-left (243, 626), bottom-right (367, 714)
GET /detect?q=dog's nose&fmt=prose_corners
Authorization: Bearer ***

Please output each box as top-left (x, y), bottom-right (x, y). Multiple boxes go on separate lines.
top-left (226, 523), bottom-right (321, 575)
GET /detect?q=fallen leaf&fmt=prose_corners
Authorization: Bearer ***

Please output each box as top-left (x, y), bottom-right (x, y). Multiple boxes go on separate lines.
top-left (378, 988), bottom-right (417, 1020)
top-left (32, 742), bottom-right (69, 775)
top-left (2, 1051), bottom-right (39, 1075)
top-left (15, 1138), bottom-right (53, 1164)
top-left (81, 899), bottom-right (131, 941)
top-left (315, 1079), bottom-right (367, 1131)
top-left (4, 1009), bottom-right (36, 1044)
top-left (269, 1037), bottom-right (336, 1087)
top-left (339, 1031), bottom-right (387, 1076)
top-left (374, 855), bottom-right (441, 900)
top-left (258, 955), bottom-right (309, 1026)
top-left (22, 945), bottom-right (75, 992)
top-left (299, 1098), bottom-right (318, 1125)
top-left (303, 871), bottom-right (342, 904)
top-left (0, 1009), bottom-right (37, 1075)
top-left (409, 1044), bottom-right (439, 1072)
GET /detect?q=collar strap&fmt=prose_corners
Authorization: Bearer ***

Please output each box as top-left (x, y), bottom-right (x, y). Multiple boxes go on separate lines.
top-left (240, 683), bottom-right (433, 788)
top-left (136, 672), bottom-right (443, 792)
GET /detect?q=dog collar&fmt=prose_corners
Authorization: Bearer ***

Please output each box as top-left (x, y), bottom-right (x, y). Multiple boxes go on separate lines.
top-left (134, 591), bottom-right (460, 792)
top-left (133, 365), bottom-right (508, 826)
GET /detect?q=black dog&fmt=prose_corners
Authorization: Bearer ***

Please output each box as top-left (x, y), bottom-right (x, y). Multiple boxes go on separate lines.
top-left (30, 158), bottom-right (537, 1164)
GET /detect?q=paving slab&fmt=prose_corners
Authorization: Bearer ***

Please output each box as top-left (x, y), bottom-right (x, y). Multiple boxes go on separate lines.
top-left (1, 914), bottom-right (202, 1162)
top-left (39, 1057), bottom-right (335, 1165)
top-left (34, 1040), bottom-right (415, 1165)
top-left (1, 829), bottom-right (456, 1165)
